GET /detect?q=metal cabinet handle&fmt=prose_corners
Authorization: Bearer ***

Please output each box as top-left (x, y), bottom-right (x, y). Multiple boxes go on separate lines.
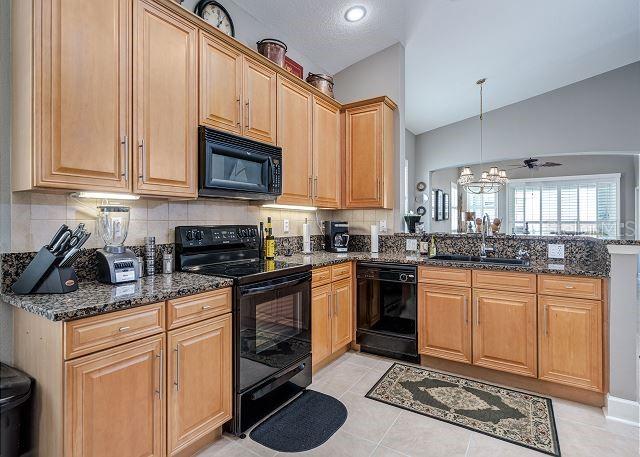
top-left (236, 97), bottom-right (241, 127)
top-left (564, 284), bottom-right (575, 289)
top-left (118, 326), bottom-right (130, 332)
top-left (174, 346), bottom-right (180, 391)
top-left (308, 176), bottom-right (313, 198)
top-left (475, 298), bottom-right (480, 325)
top-left (544, 304), bottom-right (549, 336)
top-left (333, 291), bottom-right (338, 316)
top-left (463, 296), bottom-right (468, 324)
top-left (201, 305), bottom-right (212, 310)
top-left (314, 177), bottom-right (318, 199)
top-left (245, 100), bottom-right (250, 128)
top-left (138, 139), bottom-right (145, 180)
top-left (328, 292), bottom-right (332, 319)
top-left (155, 349), bottom-right (163, 398)
top-left (121, 136), bottom-right (129, 182)
top-left (376, 178), bottom-right (381, 200)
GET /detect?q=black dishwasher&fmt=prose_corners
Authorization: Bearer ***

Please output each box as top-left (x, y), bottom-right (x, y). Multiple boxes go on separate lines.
top-left (356, 263), bottom-right (419, 362)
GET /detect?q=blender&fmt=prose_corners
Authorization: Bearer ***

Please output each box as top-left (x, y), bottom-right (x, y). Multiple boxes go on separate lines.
top-left (96, 205), bottom-right (139, 284)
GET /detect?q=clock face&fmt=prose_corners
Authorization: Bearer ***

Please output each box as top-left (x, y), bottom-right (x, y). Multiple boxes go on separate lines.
top-left (201, 2), bottom-right (234, 36)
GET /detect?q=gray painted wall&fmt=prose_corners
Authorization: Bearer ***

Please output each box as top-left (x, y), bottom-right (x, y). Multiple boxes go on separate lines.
top-left (416, 62), bottom-right (640, 180)
top-left (405, 130), bottom-right (417, 214)
top-left (333, 43), bottom-right (407, 231)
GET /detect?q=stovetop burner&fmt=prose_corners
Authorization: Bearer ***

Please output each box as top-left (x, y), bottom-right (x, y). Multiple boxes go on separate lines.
top-left (187, 259), bottom-right (304, 279)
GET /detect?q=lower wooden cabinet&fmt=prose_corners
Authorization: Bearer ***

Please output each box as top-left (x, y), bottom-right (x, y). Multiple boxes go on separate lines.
top-left (65, 334), bottom-right (166, 457)
top-left (418, 284), bottom-right (472, 364)
top-left (167, 314), bottom-right (232, 455)
top-left (538, 295), bottom-right (603, 391)
top-left (311, 266), bottom-right (353, 368)
top-left (472, 289), bottom-right (537, 377)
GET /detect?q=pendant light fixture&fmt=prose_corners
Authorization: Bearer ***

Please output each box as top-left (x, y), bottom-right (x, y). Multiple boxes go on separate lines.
top-left (458, 78), bottom-right (508, 194)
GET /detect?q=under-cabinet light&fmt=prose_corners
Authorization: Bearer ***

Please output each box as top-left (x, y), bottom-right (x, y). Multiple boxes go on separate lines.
top-left (71, 192), bottom-right (140, 201)
top-left (262, 204), bottom-right (318, 212)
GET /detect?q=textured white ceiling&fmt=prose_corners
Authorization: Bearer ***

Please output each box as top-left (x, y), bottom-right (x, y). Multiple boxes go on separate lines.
top-left (231, 0), bottom-right (640, 134)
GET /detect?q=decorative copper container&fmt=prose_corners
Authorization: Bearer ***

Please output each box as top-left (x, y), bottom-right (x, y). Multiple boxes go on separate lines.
top-left (257, 39), bottom-right (287, 67)
top-left (306, 73), bottom-right (334, 98)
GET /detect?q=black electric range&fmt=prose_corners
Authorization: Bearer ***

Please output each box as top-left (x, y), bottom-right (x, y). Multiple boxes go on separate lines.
top-left (175, 225), bottom-right (312, 437)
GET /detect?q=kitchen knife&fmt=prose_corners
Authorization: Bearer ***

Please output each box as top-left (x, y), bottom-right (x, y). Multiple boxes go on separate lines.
top-left (51, 231), bottom-right (71, 255)
top-left (47, 224), bottom-right (68, 250)
top-left (60, 248), bottom-right (82, 268)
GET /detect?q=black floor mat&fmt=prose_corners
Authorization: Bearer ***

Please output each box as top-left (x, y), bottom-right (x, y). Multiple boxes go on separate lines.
top-left (249, 390), bottom-right (347, 452)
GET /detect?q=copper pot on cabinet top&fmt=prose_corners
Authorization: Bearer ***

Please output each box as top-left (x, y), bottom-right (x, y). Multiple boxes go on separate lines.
top-left (306, 73), bottom-right (334, 98)
top-left (257, 39), bottom-right (287, 67)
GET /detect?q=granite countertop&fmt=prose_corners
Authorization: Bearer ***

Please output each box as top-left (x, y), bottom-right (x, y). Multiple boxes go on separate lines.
top-left (0, 272), bottom-right (234, 321)
top-left (277, 251), bottom-right (608, 278)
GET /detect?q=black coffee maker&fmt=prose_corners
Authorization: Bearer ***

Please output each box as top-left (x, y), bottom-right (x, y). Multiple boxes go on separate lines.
top-left (324, 221), bottom-right (349, 253)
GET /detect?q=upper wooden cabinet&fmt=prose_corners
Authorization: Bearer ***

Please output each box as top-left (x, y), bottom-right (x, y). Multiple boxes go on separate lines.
top-left (312, 97), bottom-right (341, 208)
top-left (12, 0), bottom-right (131, 192)
top-left (133, 0), bottom-right (198, 198)
top-left (277, 76), bottom-right (314, 206)
top-left (243, 57), bottom-right (277, 144)
top-left (472, 289), bottom-right (537, 377)
top-left (342, 97), bottom-right (396, 209)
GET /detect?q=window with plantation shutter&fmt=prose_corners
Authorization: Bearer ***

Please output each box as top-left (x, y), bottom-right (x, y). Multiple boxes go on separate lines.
top-left (507, 174), bottom-right (620, 236)
top-left (465, 191), bottom-right (497, 222)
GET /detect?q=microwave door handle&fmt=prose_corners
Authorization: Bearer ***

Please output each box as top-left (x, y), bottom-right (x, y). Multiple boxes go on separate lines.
top-left (267, 157), bottom-right (274, 190)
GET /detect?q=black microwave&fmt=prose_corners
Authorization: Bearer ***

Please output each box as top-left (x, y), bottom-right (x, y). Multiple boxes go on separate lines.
top-left (199, 127), bottom-right (282, 200)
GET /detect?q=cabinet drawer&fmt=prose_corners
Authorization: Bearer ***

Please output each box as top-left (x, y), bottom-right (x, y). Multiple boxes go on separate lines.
top-left (331, 262), bottom-right (352, 282)
top-left (473, 270), bottom-right (536, 293)
top-left (312, 266), bottom-right (332, 287)
top-left (538, 275), bottom-right (601, 300)
top-left (167, 288), bottom-right (232, 330)
top-left (419, 267), bottom-right (471, 287)
top-left (64, 302), bottom-right (165, 359)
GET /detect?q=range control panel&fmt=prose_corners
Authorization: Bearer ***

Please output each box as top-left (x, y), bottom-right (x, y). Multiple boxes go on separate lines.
top-left (175, 225), bottom-right (260, 249)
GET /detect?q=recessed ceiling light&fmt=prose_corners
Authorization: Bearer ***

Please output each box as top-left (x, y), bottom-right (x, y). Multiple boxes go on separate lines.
top-left (344, 5), bottom-right (366, 22)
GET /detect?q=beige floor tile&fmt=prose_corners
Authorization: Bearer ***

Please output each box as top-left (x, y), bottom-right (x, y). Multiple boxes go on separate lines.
top-left (340, 351), bottom-right (395, 371)
top-left (275, 430), bottom-right (377, 457)
top-left (224, 433), bottom-right (278, 457)
top-left (348, 369), bottom-right (388, 396)
top-left (339, 391), bottom-right (401, 443)
top-left (554, 398), bottom-right (639, 439)
top-left (370, 445), bottom-right (410, 456)
top-left (380, 410), bottom-right (471, 457)
top-left (556, 418), bottom-right (640, 457)
top-left (466, 432), bottom-right (544, 457)
top-left (196, 436), bottom-right (261, 457)
top-left (311, 360), bottom-right (370, 397)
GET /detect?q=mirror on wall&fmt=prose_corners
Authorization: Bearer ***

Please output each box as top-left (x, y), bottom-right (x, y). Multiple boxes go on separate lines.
top-left (427, 154), bottom-right (638, 239)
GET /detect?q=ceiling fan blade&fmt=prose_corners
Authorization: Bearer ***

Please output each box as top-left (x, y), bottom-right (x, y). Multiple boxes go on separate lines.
top-left (508, 165), bottom-right (527, 169)
top-left (540, 162), bottom-right (562, 167)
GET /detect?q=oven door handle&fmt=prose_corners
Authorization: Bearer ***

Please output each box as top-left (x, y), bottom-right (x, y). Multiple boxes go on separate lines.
top-left (239, 273), bottom-right (311, 296)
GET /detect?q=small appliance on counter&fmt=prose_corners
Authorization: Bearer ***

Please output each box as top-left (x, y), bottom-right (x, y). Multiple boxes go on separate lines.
top-left (11, 223), bottom-right (91, 294)
top-left (324, 221), bottom-right (349, 253)
top-left (96, 205), bottom-right (139, 284)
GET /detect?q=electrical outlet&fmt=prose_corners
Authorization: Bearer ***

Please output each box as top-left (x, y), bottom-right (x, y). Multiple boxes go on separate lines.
top-left (379, 220), bottom-right (387, 233)
top-left (283, 219), bottom-right (289, 233)
top-left (548, 244), bottom-right (565, 259)
top-left (406, 239), bottom-right (418, 251)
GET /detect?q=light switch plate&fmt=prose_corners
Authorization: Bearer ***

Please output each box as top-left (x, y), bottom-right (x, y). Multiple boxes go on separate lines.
top-left (379, 220), bottom-right (387, 233)
top-left (283, 219), bottom-right (289, 233)
top-left (406, 239), bottom-right (418, 251)
top-left (548, 244), bottom-right (565, 259)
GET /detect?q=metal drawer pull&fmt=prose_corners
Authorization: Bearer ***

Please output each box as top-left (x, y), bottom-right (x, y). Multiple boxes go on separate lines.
top-left (118, 326), bottom-right (130, 332)
top-left (564, 284), bottom-right (575, 289)
top-left (174, 346), bottom-right (180, 391)
top-left (155, 350), bottom-right (163, 398)
top-left (201, 305), bottom-right (212, 310)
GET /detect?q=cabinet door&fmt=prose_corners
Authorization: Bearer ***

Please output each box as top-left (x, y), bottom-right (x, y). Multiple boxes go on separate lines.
top-left (312, 98), bottom-right (341, 208)
top-left (418, 284), bottom-right (472, 364)
top-left (167, 315), bottom-right (232, 455)
top-left (36, 0), bottom-right (130, 191)
top-left (65, 335), bottom-right (165, 457)
top-left (538, 296), bottom-right (603, 391)
top-left (312, 285), bottom-right (333, 367)
top-left (277, 76), bottom-right (313, 206)
top-left (332, 279), bottom-right (353, 352)
top-left (243, 57), bottom-right (277, 144)
top-left (133, 0), bottom-right (197, 197)
top-left (199, 31), bottom-right (242, 135)
top-left (344, 103), bottom-right (382, 208)
top-left (473, 290), bottom-right (537, 377)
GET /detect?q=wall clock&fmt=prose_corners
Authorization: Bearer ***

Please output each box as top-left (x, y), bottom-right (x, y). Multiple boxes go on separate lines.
top-left (194, 0), bottom-right (235, 37)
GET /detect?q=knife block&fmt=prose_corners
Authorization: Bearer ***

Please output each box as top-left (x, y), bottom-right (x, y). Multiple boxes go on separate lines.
top-left (11, 247), bottom-right (79, 294)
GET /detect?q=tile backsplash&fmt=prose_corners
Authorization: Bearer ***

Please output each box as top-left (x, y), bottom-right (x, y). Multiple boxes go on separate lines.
top-left (5, 192), bottom-right (396, 253)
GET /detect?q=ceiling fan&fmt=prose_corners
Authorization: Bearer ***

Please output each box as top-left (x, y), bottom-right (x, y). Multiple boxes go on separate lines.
top-left (509, 157), bottom-right (562, 170)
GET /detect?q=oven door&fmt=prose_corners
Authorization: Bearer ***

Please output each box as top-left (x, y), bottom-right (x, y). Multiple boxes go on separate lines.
top-left (204, 141), bottom-right (272, 194)
top-left (236, 271), bottom-right (311, 393)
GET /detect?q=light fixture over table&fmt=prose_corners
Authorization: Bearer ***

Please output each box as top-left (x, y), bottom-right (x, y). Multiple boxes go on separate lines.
top-left (457, 78), bottom-right (508, 194)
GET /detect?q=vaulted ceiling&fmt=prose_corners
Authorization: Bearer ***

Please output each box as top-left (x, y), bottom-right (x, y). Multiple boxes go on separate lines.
top-left (231, 0), bottom-right (640, 135)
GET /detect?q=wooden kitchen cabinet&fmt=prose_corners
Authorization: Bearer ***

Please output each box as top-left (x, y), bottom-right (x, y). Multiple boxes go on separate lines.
top-left (538, 295), bottom-right (603, 391)
top-left (243, 56), bottom-right (277, 144)
top-left (312, 97), bottom-right (341, 208)
top-left (199, 31), bottom-right (243, 135)
top-left (277, 76), bottom-right (314, 206)
top-left (64, 334), bottom-right (166, 457)
top-left (418, 283), bottom-right (472, 364)
top-left (167, 315), bottom-right (232, 456)
top-left (133, 0), bottom-right (198, 197)
top-left (342, 97), bottom-right (396, 209)
top-left (12, 0), bottom-right (131, 192)
top-left (472, 289), bottom-right (537, 377)
top-left (312, 264), bottom-right (353, 368)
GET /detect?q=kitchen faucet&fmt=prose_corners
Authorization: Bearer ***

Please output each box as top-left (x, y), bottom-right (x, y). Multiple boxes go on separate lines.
top-left (480, 214), bottom-right (494, 258)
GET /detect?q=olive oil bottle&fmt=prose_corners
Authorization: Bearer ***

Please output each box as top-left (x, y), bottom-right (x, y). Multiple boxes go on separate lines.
top-left (428, 235), bottom-right (437, 258)
top-left (264, 217), bottom-right (276, 260)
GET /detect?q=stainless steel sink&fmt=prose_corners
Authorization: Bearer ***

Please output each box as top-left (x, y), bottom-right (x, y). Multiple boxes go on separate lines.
top-left (428, 254), bottom-right (529, 266)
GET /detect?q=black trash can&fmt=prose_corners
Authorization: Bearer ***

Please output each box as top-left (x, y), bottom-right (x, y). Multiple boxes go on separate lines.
top-left (0, 363), bottom-right (34, 457)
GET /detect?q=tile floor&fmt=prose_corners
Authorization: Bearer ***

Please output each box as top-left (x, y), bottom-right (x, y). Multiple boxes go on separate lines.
top-left (198, 351), bottom-right (639, 457)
